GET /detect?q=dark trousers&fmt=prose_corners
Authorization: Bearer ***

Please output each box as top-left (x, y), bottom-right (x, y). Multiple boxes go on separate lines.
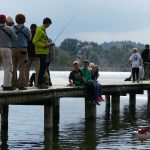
top-left (132, 67), bottom-right (139, 81)
top-left (37, 54), bottom-right (47, 85)
top-left (93, 81), bottom-right (101, 100)
top-left (86, 81), bottom-right (101, 103)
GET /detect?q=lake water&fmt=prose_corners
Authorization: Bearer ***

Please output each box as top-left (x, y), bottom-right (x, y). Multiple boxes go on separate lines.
top-left (0, 71), bottom-right (150, 150)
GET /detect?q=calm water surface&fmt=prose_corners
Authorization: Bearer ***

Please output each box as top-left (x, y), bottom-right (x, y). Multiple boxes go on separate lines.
top-left (0, 71), bottom-right (150, 150)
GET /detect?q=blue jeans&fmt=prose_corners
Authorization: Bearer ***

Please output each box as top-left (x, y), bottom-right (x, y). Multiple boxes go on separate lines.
top-left (37, 54), bottom-right (47, 85)
top-left (93, 81), bottom-right (100, 101)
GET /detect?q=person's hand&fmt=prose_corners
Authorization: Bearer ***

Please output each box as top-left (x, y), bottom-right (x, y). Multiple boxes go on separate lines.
top-left (50, 43), bottom-right (55, 46)
top-left (46, 43), bottom-right (55, 48)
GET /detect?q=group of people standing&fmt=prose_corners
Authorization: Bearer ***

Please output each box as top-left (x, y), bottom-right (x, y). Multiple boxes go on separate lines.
top-left (69, 60), bottom-right (104, 105)
top-left (0, 13), bottom-right (54, 90)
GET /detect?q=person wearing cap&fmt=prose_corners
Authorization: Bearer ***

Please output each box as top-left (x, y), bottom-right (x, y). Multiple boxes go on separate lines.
top-left (11, 13), bottom-right (32, 90)
top-left (0, 14), bottom-right (17, 90)
top-left (128, 48), bottom-right (142, 83)
top-left (68, 61), bottom-right (85, 86)
top-left (141, 44), bottom-right (150, 79)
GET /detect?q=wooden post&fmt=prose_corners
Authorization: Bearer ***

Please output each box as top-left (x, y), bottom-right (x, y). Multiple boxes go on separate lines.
top-left (1, 105), bottom-right (9, 149)
top-left (111, 94), bottom-right (120, 114)
top-left (53, 98), bottom-right (60, 121)
top-left (111, 94), bottom-right (120, 128)
top-left (85, 97), bottom-right (96, 119)
top-left (44, 129), bottom-right (53, 150)
top-left (105, 95), bottom-right (111, 116)
top-left (0, 105), bottom-right (2, 114)
top-left (1, 128), bottom-right (8, 150)
top-left (1, 105), bottom-right (9, 131)
top-left (129, 93), bottom-right (136, 108)
top-left (147, 90), bottom-right (150, 106)
top-left (84, 116), bottom-right (96, 150)
top-left (44, 103), bottom-right (53, 131)
top-left (105, 95), bottom-right (110, 108)
top-left (53, 98), bottom-right (60, 133)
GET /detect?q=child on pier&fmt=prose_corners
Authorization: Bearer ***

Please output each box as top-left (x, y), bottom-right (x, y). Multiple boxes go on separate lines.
top-left (69, 61), bottom-right (85, 86)
top-left (91, 65), bottom-right (104, 103)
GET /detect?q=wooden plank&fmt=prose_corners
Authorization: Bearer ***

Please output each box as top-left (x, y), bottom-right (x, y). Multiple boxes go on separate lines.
top-left (0, 81), bottom-right (148, 105)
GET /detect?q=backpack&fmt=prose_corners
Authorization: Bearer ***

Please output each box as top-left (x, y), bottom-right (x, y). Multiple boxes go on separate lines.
top-left (0, 25), bottom-right (12, 39)
top-left (14, 26), bottom-right (28, 39)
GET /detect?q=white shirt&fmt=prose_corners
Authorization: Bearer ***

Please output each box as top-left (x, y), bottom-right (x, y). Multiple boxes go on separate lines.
top-left (129, 52), bottom-right (141, 68)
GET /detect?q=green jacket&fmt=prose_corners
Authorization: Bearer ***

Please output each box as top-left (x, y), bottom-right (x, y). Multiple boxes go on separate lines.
top-left (81, 67), bottom-right (91, 82)
top-left (33, 25), bottom-right (49, 55)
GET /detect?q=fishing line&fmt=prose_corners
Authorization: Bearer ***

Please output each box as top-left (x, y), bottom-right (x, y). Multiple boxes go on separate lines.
top-left (50, 10), bottom-right (79, 63)
top-left (53, 9), bottom-right (80, 43)
top-left (126, 107), bottom-right (137, 128)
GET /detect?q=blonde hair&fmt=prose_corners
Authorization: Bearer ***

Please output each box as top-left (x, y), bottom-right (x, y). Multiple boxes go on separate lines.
top-left (73, 61), bottom-right (79, 65)
top-left (132, 47), bottom-right (137, 52)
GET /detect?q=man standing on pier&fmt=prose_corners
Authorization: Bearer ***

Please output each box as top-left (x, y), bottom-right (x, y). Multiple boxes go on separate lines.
top-left (11, 13), bottom-right (32, 90)
top-left (0, 14), bottom-right (17, 90)
top-left (33, 17), bottom-right (54, 89)
top-left (141, 44), bottom-right (150, 79)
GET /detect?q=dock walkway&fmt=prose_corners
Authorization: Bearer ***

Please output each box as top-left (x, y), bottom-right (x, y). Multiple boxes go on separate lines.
top-left (1, 80), bottom-right (150, 134)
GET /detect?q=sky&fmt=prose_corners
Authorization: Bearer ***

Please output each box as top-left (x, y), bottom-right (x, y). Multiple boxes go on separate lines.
top-left (1, 0), bottom-right (150, 46)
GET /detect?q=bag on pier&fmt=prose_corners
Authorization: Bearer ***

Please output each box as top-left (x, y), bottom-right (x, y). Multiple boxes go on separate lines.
top-left (139, 66), bottom-right (144, 80)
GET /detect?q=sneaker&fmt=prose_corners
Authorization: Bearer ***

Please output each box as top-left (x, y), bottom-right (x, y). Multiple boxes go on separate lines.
top-left (49, 81), bottom-right (52, 86)
top-left (105, 98), bottom-right (110, 101)
top-left (18, 87), bottom-right (27, 90)
top-left (95, 100), bottom-right (100, 106)
top-left (98, 96), bottom-right (104, 102)
top-left (3, 87), bottom-right (16, 91)
top-left (37, 84), bottom-right (48, 89)
top-left (28, 83), bottom-right (33, 87)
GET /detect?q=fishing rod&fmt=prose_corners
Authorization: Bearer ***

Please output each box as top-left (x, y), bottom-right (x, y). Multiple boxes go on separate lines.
top-left (127, 108), bottom-right (137, 128)
top-left (49, 10), bottom-right (79, 63)
top-left (53, 9), bottom-right (80, 43)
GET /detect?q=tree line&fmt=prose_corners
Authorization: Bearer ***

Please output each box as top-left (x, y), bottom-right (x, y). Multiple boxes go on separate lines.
top-left (49, 38), bottom-right (145, 71)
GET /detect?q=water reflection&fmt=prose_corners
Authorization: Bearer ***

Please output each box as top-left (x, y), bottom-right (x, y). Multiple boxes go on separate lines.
top-left (1, 97), bottom-right (150, 149)
top-left (82, 118), bottom-right (97, 150)
top-left (1, 129), bottom-right (8, 150)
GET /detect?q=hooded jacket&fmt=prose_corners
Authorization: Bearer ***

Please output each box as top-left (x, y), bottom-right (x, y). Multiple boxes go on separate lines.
top-left (32, 25), bottom-right (49, 55)
top-left (0, 24), bottom-right (17, 48)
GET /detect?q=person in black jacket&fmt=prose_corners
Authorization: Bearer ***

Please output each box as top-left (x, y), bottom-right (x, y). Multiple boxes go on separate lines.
top-left (141, 45), bottom-right (150, 65)
top-left (141, 44), bottom-right (150, 79)
top-left (25, 24), bottom-right (40, 87)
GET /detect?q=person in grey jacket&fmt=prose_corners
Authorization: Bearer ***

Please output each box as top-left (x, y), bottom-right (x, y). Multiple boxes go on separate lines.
top-left (0, 14), bottom-right (17, 90)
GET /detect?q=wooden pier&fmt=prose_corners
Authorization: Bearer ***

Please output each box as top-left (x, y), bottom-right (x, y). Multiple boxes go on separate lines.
top-left (1, 80), bottom-right (150, 134)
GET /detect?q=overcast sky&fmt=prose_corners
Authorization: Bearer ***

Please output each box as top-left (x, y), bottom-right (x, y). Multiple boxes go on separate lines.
top-left (1, 0), bottom-right (150, 46)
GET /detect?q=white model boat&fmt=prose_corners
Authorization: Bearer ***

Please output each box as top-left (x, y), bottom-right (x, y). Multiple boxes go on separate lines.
top-left (133, 127), bottom-right (150, 139)
top-left (133, 131), bottom-right (150, 139)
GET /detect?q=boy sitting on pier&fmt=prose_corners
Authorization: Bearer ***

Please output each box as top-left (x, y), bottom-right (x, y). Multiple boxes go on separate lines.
top-left (68, 61), bottom-right (85, 86)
